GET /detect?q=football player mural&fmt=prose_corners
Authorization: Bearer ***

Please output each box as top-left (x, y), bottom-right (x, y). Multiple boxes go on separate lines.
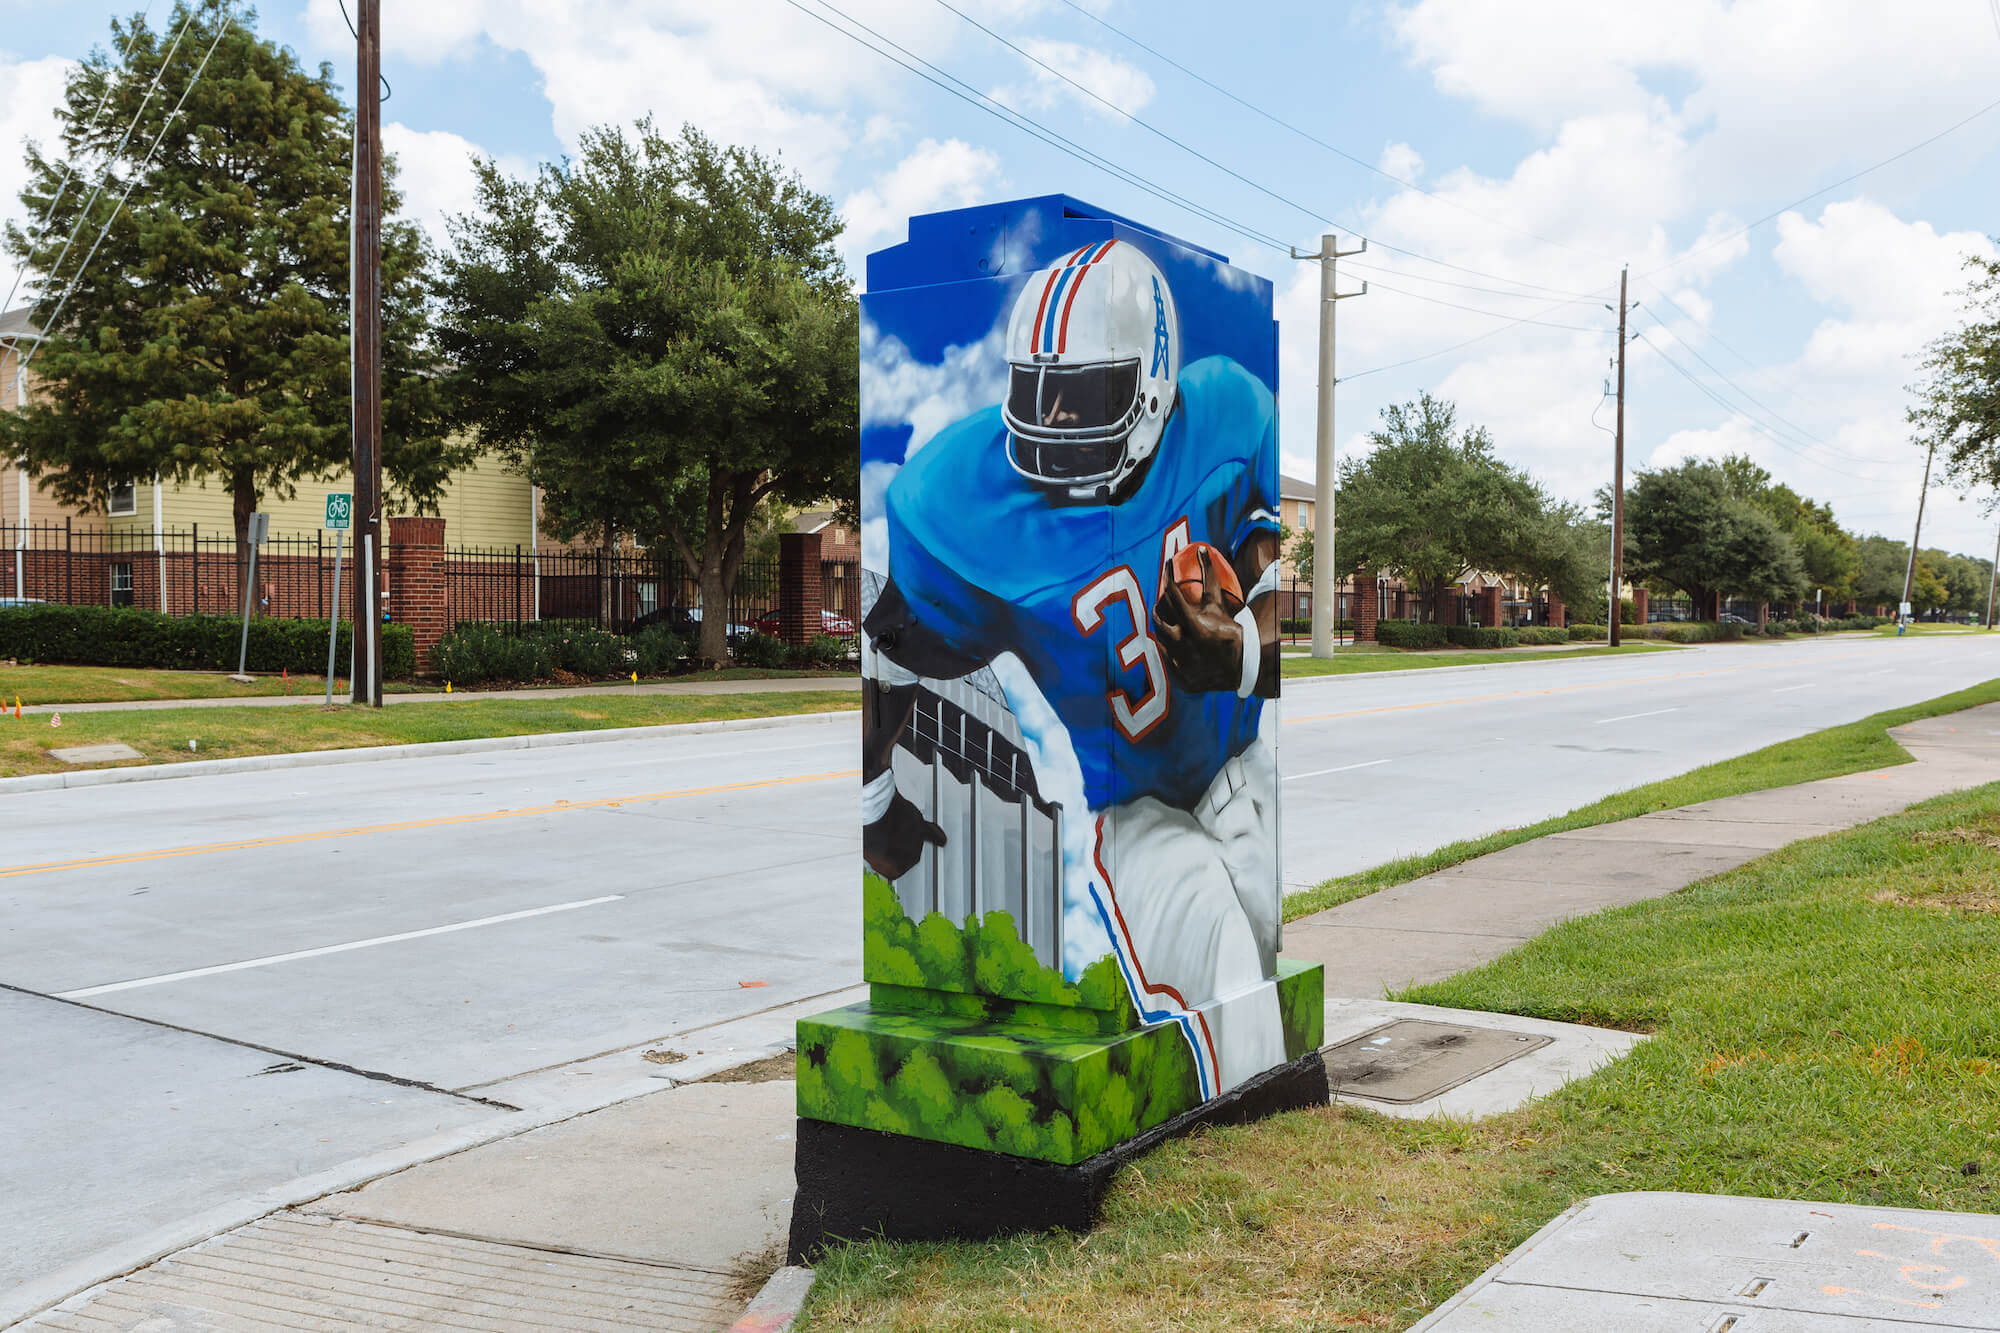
top-left (794, 197), bottom-right (1320, 1215)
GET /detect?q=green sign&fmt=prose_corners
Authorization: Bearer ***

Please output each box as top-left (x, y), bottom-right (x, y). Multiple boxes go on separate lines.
top-left (324, 492), bottom-right (352, 530)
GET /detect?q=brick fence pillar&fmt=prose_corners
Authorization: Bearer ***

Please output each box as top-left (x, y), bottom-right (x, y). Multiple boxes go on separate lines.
top-left (1547, 596), bottom-right (1565, 629)
top-left (388, 515), bottom-right (447, 674)
top-left (1756, 602), bottom-right (1769, 629)
top-left (1477, 584), bottom-right (1502, 630)
top-left (1353, 568), bottom-right (1378, 643)
top-left (1631, 587), bottom-right (1648, 626)
top-left (778, 531), bottom-right (824, 646)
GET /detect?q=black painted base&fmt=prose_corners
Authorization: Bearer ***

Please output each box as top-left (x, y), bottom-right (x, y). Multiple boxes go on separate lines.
top-left (787, 1049), bottom-right (1329, 1263)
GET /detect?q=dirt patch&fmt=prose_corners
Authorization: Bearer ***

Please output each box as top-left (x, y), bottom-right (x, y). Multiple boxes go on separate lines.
top-left (727, 1238), bottom-right (785, 1303)
top-left (695, 1051), bottom-right (796, 1084)
top-left (1913, 820), bottom-right (2000, 852)
top-left (640, 1048), bottom-right (686, 1065)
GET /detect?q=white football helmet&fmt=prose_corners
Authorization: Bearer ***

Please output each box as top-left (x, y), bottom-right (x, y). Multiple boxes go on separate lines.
top-left (1001, 239), bottom-right (1179, 499)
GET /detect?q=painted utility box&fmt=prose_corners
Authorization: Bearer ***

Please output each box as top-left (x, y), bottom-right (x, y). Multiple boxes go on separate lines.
top-left (792, 195), bottom-right (1326, 1255)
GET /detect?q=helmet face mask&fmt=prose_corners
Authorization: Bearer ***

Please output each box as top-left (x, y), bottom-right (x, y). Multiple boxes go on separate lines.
top-left (1002, 240), bottom-right (1179, 501)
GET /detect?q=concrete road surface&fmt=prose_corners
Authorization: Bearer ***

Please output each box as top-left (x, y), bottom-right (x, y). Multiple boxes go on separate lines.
top-left (3, 633), bottom-right (1994, 1295)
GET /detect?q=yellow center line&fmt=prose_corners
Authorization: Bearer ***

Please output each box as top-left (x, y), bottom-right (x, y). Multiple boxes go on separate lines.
top-left (1283, 647), bottom-right (1884, 725)
top-left (1, 768), bottom-right (862, 881)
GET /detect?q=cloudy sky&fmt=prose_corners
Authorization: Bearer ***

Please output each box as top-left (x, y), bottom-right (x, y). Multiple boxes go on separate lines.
top-left (4, 0), bottom-right (1999, 553)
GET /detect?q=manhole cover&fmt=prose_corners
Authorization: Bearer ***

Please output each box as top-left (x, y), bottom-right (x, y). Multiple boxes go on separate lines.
top-left (1324, 1019), bottom-right (1551, 1104)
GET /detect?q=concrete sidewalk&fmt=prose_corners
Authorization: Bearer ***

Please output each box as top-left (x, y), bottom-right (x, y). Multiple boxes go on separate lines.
top-left (19, 707), bottom-right (2000, 1331)
top-left (21, 673), bottom-right (861, 715)
top-left (1285, 705), bottom-right (2000, 996)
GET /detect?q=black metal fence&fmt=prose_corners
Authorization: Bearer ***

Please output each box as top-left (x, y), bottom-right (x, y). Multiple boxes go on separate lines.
top-left (0, 520), bottom-right (351, 618)
top-left (442, 545), bottom-right (862, 636)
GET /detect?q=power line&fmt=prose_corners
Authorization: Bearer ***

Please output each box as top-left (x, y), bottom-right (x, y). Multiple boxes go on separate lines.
top-left (928, 0), bottom-right (1599, 300)
top-left (1637, 307), bottom-right (1884, 466)
top-left (1644, 90), bottom-right (2000, 278)
top-left (1340, 289), bottom-right (1612, 382)
top-left (778, 0), bottom-right (1295, 257)
top-left (23, 3), bottom-right (199, 330)
top-left (1348, 257), bottom-right (1602, 302)
top-left (1045, 0), bottom-right (1601, 274)
top-left (0, 0), bottom-right (155, 321)
top-left (1364, 277), bottom-right (1609, 331)
top-left (1628, 330), bottom-right (1903, 483)
top-left (21, 9), bottom-right (232, 376)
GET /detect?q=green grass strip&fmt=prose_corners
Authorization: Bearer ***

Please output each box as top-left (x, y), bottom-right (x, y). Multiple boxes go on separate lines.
top-left (1280, 641), bottom-right (1675, 677)
top-left (1283, 676), bottom-right (2000, 921)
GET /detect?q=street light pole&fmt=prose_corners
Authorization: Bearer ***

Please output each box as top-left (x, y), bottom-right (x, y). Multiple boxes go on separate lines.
top-left (1291, 235), bottom-right (1366, 659)
top-left (350, 0), bottom-right (383, 706)
top-left (1609, 267), bottom-right (1628, 648)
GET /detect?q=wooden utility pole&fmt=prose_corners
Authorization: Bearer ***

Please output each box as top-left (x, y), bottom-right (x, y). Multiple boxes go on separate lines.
top-left (1290, 235), bottom-right (1367, 657)
top-left (1900, 438), bottom-right (1937, 624)
top-left (1609, 266), bottom-right (1628, 648)
top-left (351, 0), bottom-right (383, 705)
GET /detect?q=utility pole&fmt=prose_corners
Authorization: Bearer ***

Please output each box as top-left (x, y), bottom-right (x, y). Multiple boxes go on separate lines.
top-left (1291, 235), bottom-right (1366, 658)
top-left (1609, 266), bottom-right (1629, 648)
top-left (351, 0), bottom-right (383, 706)
top-left (1984, 513), bottom-right (1999, 630)
top-left (1900, 437), bottom-right (1937, 623)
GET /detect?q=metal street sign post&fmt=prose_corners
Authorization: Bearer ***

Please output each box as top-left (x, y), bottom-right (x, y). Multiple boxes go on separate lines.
top-left (230, 512), bottom-right (270, 681)
top-left (324, 494), bottom-right (351, 705)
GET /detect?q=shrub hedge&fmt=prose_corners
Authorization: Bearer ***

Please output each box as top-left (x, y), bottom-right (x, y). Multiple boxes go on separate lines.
top-left (1374, 619), bottom-right (1446, 649)
top-left (1445, 625), bottom-right (1521, 649)
top-left (1568, 623), bottom-right (1607, 641)
top-left (1280, 617), bottom-right (1355, 634)
top-left (1517, 626), bottom-right (1568, 646)
top-left (1647, 620), bottom-right (1744, 643)
top-left (0, 604), bottom-right (414, 678)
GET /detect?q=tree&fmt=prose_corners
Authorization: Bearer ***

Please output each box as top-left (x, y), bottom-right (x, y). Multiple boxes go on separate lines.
top-left (438, 121), bottom-right (857, 662)
top-left (1717, 454), bottom-right (1859, 603)
top-left (1625, 459), bottom-right (1805, 614)
top-left (1335, 394), bottom-right (1549, 619)
top-left (1910, 253), bottom-right (2000, 491)
top-left (0, 2), bottom-right (456, 591)
top-left (1285, 525), bottom-right (1313, 584)
top-left (1853, 534), bottom-right (1909, 608)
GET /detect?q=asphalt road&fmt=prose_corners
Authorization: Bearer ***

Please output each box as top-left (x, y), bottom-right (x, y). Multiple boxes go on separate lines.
top-left (5, 632), bottom-right (1995, 1294)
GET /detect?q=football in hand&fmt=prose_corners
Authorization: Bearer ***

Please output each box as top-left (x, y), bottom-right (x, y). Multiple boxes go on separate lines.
top-left (1166, 541), bottom-right (1244, 613)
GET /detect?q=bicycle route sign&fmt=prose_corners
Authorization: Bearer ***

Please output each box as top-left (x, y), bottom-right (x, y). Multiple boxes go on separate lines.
top-left (324, 492), bottom-right (352, 531)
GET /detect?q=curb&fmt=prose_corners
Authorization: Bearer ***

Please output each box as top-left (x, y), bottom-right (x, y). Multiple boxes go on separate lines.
top-left (729, 1266), bottom-right (816, 1332)
top-left (0, 708), bottom-right (859, 795)
top-left (0, 1038), bottom-right (805, 1330)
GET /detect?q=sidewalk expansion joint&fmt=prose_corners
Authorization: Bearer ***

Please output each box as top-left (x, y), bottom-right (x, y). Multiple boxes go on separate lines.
top-left (0, 980), bottom-right (521, 1112)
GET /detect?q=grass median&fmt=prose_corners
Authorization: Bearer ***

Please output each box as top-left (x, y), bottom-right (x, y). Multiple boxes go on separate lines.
top-left (0, 690), bottom-right (859, 777)
top-left (1280, 641), bottom-right (1676, 677)
top-left (1282, 676), bottom-right (2000, 920)
top-left (801, 781), bottom-right (2000, 1330)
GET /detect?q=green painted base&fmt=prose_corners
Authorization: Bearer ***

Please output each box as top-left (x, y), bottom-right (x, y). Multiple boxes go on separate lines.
top-left (796, 959), bottom-right (1325, 1166)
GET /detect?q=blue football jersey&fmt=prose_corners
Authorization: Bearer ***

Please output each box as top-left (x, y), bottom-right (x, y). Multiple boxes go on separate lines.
top-left (883, 354), bottom-right (1279, 812)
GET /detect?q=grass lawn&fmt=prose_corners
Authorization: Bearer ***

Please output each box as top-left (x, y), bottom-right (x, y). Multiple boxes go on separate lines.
top-left (1282, 677), bottom-right (2000, 920)
top-left (0, 690), bottom-right (857, 777)
top-left (1281, 641), bottom-right (1676, 677)
top-left (801, 781), bottom-right (2000, 1332)
top-left (0, 662), bottom-right (856, 705)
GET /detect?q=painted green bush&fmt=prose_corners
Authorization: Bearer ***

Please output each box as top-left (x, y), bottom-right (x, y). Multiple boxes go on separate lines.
top-left (797, 1004), bottom-right (1201, 1164)
top-left (862, 872), bottom-right (1133, 1018)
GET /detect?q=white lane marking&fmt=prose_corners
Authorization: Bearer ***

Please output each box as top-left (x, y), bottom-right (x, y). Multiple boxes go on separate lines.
top-left (1594, 707), bottom-right (1680, 725)
top-left (56, 896), bottom-right (625, 999)
top-left (1773, 683), bottom-right (1814, 694)
top-left (1284, 759), bottom-right (1391, 782)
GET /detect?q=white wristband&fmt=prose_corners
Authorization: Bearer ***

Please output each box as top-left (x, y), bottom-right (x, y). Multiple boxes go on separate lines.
top-left (1245, 559), bottom-right (1280, 603)
top-left (1233, 606), bottom-right (1262, 699)
top-left (861, 769), bottom-right (897, 824)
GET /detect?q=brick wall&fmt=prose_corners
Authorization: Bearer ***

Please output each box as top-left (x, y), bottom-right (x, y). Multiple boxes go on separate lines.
top-left (389, 516), bottom-right (447, 672)
top-left (1632, 588), bottom-right (1649, 625)
top-left (778, 532), bottom-right (824, 645)
top-left (1353, 568), bottom-right (1378, 643)
top-left (1547, 596), bottom-right (1565, 629)
top-left (1476, 585), bottom-right (1501, 630)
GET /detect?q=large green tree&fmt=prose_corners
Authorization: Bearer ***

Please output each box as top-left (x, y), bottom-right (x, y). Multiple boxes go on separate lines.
top-left (438, 121), bottom-right (857, 663)
top-left (1625, 458), bottom-right (1805, 615)
top-left (1335, 394), bottom-right (1552, 619)
top-left (1910, 252), bottom-right (2000, 490)
top-left (1717, 454), bottom-right (1860, 603)
top-left (0, 1), bottom-right (455, 582)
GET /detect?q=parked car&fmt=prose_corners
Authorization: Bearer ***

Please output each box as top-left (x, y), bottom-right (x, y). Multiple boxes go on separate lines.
top-left (749, 607), bottom-right (857, 637)
top-left (625, 606), bottom-right (753, 644)
top-left (1718, 612), bottom-right (1753, 626)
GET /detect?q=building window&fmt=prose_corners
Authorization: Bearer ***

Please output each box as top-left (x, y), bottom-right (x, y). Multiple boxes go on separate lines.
top-left (107, 479), bottom-right (137, 516)
top-left (109, 562), bottom-right (134, 609)
top-left (635, 580), bottom-right (659, 618)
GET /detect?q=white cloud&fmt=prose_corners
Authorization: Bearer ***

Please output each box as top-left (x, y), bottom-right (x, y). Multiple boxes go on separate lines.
top-left (0, 53), bottom-right (77, 312)
top-left (841, 138), bottom-right (1003, 268)
top-left (1379, 141), bottom-right (1423, 183)
top-left (993, 39), bottom-right (1154, 119)
top-left (383, 123), bottom-right (530, 250)
top-left (858, 313), bottom-right (1008, 457)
